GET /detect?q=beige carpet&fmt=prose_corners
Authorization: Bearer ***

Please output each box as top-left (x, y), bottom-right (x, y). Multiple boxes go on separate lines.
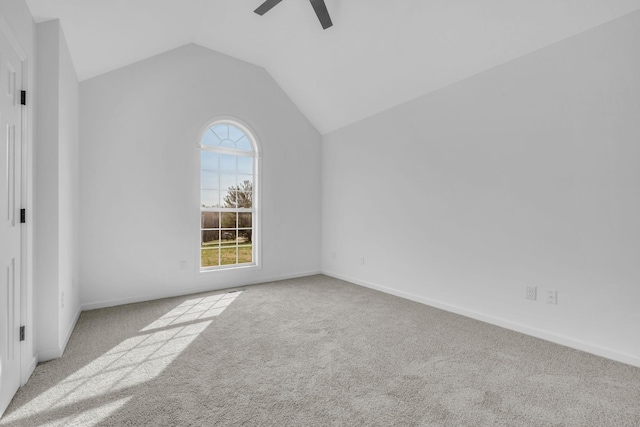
top-left (1, 275), bottom-right (639, 426)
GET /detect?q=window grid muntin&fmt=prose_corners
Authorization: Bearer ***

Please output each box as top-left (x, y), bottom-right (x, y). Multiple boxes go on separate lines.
top-left (202, 123), bottom-right (254, 152)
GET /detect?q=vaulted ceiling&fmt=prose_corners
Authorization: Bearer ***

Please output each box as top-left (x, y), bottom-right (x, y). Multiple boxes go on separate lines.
top-left (25, 0), bottom-right (640, 134)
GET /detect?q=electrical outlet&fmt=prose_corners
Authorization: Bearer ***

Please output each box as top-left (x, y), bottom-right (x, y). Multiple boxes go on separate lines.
top-left (179, 260), bottom-right (187, 271)
top-left (526, 286), bottom-right (537, 300)
top-left (547, 290), bottom-right (557, 305)
top-left (360, 257), bottom-right (365, 265)
top-left (61, 292), bottom-right (65, 309)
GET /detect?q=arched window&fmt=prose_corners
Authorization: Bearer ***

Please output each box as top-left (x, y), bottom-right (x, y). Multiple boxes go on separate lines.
top-left (200, 120), bottom-right (258, 270)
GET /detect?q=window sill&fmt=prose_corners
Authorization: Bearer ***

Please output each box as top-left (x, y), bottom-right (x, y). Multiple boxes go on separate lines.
top-left (199, 263), bottom-right (260, 274)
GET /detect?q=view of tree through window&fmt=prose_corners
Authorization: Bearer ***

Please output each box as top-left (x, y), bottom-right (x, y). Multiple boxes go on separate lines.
top-left (200, 122), bottom-right (256, 268)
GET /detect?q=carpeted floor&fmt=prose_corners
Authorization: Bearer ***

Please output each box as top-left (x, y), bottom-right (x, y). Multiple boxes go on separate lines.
top-left (1, 275), bottom-right (639, 426)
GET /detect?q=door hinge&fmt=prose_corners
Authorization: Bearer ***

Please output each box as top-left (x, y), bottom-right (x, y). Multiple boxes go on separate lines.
top-left (20, 326), bottom-right (25, 342)
top-left (20, 90), bottom-right (26, 106)
top-left (20, 208), bottom-right (26, 224)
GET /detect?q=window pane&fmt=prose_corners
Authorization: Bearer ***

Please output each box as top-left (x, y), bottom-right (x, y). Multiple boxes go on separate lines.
top-left (221, 247), bottom-right (237, 265)
top-left (201, 248), bottom-right (220, 267)
top-left (236, 192), bottom-right (252, 208)
top-left (238, 246), bottom-right (252, 264)
top-left (201, 171), bottom-right (219, 190)
top-left (237, 156), bottom-right (253, 174)
top-left (238, 229), bottom-right (252, 245)
top-left (221, 212), bottom-right (237, 229)
top-left (237, 174), bottom-right (253, 189)
top-left (201, 151), bottom-right (219, 170)
top-left (212, 124), bottom-right (228, 141)
top-left (228, 125), bottom-right (245, 143)
top-left (238, 213), bottom-right (252, 228)
top-left (221, 190), bottom-right (236, 208)
top-left (201, 131), bottom-right (221, 147)
top-left (220, 139), bottom-right (235, 149)
top-left (221, 230), bottom-right (238, 246)
top-left (236, 136), bottom-right (252, 152)
top-left (220, 154), bottom-right (236, 172)
top-left (201, 190), bottom-right (220, 208)
top-left (201, 212), bottom-right (220, 229)
top-left (202, 230), bottom-right (220, 247)
top-left (220, 173), bottom-right (236, 191)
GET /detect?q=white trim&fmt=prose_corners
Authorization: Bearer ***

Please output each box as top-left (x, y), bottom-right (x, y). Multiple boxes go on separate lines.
top-left (200, 262), bottom-right (259, 273)
top-left (61, 308), bottom-right (81, 354)
top-left (38, 348), bottom-right (64, 363)
top-left (322, 270), bottom-right (640, 368)
top-left (19, 59), bottom-right (31, 387)
top-left (201, 207), bottom-right (253, 213)
top-left (22, 355), bottom-right (37, 385)
top-left (200, 145), bottom-right (253, 157)
top-left (81, 270), bottom-right (322, 311)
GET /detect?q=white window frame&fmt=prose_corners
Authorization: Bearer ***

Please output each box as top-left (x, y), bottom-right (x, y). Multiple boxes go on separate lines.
top-left (198, 118), bottom-right (261, 272)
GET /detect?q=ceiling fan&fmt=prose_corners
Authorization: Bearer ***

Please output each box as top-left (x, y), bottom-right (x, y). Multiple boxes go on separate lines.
top-left (254, 0), bottom-right (333, 30)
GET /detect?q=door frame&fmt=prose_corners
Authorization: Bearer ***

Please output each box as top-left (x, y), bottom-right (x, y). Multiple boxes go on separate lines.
top-left (0, 12), bottom-right (35, 387)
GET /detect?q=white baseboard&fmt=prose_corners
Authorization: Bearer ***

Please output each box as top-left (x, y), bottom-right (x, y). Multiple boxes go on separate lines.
top-left (21, 355), bottom-right (37, 386)
top-left (81, 270), bottom-right (322, 311)
top-left (38, 347), bottom-right (63, 362)
top-left (322, 271), bottom-right (640, 368)
top-left (61, 307), bottom-right (82, 352)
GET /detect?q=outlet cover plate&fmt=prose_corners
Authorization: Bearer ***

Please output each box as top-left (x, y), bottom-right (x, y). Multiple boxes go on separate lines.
top-left (526, 286), bottom-right (537, 300)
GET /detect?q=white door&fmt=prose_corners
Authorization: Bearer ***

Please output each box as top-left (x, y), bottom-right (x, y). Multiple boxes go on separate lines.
top-left (0, 27), bottom-right (23, 418)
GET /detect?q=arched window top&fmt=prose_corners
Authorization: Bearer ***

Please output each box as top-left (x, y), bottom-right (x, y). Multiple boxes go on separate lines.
top-left (201, 122), bottom-right (254, 152)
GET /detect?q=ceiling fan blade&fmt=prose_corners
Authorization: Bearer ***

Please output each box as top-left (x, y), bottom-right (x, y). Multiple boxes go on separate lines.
top-left (254, 0), bottom-right (283, 16)
top-left (309, 0), bottom-right (333, 29)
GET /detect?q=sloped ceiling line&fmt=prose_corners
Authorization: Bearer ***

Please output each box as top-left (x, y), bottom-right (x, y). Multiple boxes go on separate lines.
top-left (25, 0), bottom-right (640, 134)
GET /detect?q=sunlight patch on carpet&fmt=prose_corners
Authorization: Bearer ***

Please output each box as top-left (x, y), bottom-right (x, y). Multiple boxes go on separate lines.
top-left (1, 291), bottom-right (242, 425)
top-left (141, 291), bottom-right (242, 332)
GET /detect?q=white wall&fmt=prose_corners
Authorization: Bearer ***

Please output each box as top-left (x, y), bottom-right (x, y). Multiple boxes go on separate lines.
top-left (0, 0), bottom-right (37, 379)
top-left (57, 21), bottom-right (81, 354)
top-left (35, 19), bottom-right (81, 361)
top-left (322, 10), bottom-right (640, 366)
top-left (34, 20), bottom-right (59, 358)
top-left (79, 44), bottom-right (321, 308)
